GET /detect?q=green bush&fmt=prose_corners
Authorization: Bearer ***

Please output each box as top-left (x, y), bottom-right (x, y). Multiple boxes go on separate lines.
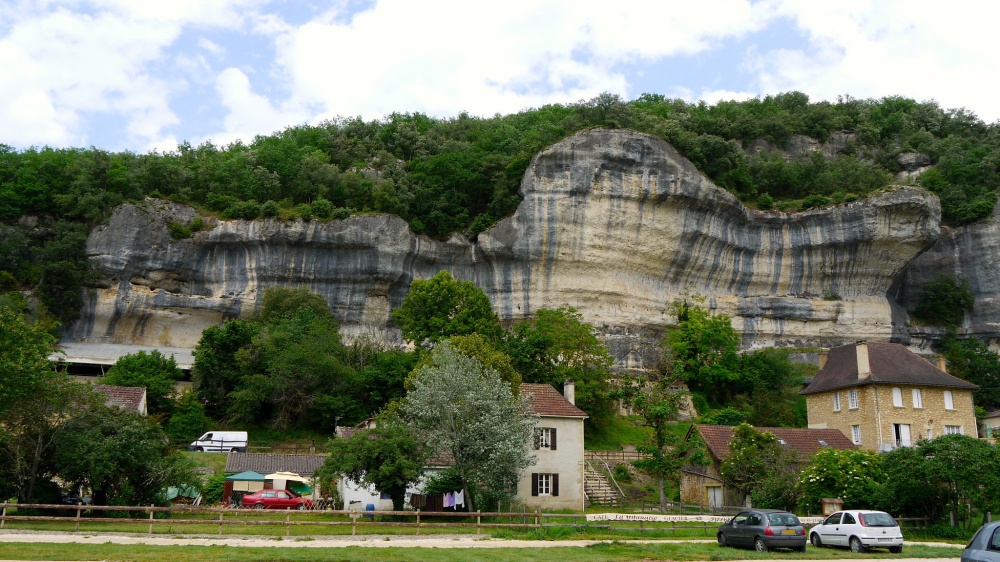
top-left (261, 200), bottom-right (280, 217)
top-left (311, 198), bottom-right (333, 219)
top-left (911, 275), bottom-right (974, 328)
top-left (800, 194), bottom-right (830, 209)
top-left (200, 473), bottom-right (226, 505)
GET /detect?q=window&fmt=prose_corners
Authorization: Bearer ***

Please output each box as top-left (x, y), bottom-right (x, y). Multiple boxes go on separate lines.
top-left (746, 513), bottom-right (762, 526)
top-left (833, 392), bottom-right (841, 411)
top-left (944, 390), bottom-right (955, 410)
top-left (892, 387), bottom-right (903, 407)
top-left (534, 427), bottom-right (557, 450)
top-left (531, 473), bottom-right (559, 496)
top-left (824, 513), bottom-right (842, 526)
top-left (842, 513), bottom-right (856, 524)
top-left (912, 388), bottom-right (923, 408)
top-left (945, 425), bottom-right (964, 435)
top-left (926, 428), bottom-right (934, 440)
top-left (848, 389), bottom-right (859, 409)
top-left (851, 425), bottom-right (862, 445)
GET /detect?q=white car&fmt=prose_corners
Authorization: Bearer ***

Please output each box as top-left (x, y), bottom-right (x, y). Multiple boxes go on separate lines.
top-left (809, 510), bottom-right (904, 553)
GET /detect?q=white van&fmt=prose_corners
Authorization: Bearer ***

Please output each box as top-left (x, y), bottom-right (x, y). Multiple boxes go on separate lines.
top-left (189, 431), bottom-right (248, 453)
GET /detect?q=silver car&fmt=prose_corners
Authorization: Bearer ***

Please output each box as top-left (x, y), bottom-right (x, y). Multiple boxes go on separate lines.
top-left (717, 509), bottom-right (807, 552)
top-left (962, 521), bottom-right (1000, 562)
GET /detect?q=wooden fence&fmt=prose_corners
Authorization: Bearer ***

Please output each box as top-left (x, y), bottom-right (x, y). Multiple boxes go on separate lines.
top-left (0, 503), bottom-right (928, 537)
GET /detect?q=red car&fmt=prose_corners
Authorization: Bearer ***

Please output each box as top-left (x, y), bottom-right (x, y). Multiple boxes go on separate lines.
top-left (241, 489), bottom-right (313, 510)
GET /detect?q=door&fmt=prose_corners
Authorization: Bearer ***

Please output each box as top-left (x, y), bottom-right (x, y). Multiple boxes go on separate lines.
top-left (894, 424), bottom-right (912, 447)
top-left (707, 486), bottom-right (723, 509)
top-left (818, 512), bottom-right (844, 546)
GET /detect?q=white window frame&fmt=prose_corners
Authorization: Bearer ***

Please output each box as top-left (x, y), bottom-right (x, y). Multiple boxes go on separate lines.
top-left (912, 388), bottom-right (923, 409)
top-left (848, 389), bottom-right (859, 409)
top-left (537, 427), bottom-right (552, 449)
top-left (833, 392), bottom-right (841, 412)
top-left (945, 425), bottom-right (963, 435)
top-left (944, 390), bottom-right (955, 410)
top-left (892, 387), bottom-right (903, 407)
top-left (851, 425), bottom-right (862, 445)
top-left (537, 473), bottom-right (551, 495)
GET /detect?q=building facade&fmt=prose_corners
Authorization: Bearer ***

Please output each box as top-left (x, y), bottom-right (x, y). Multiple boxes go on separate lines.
top-left (680, 424), bottom-right (855, 508)
top-left (516, 383), bottom-right (588, 511)
top-left (802, 342), bottom-right (978, 451)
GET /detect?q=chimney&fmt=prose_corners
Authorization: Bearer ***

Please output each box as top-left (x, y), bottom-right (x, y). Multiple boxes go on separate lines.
top-left (818, 351), bottom-right (828, 370)
top-left (936, 356), bottom-right (947, 373)
top-left (856, 342), bottom-right (871, 380)
top-left (563, 380), bottom-right (576, 405)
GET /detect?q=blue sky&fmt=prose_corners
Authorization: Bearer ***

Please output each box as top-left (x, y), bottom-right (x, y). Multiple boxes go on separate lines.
top-left (2, 0), bottom-right (998, 153)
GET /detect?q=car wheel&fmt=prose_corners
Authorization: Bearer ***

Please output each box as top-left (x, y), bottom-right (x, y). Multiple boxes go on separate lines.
top-left (717, 532), bottom-right (728, 547)
top-left (850, 537), bottom-right (865, 553)
top-left (810, 533), bottom-right (822, 548)
top-left (253, 503), bottom-right (265, 510)
top-left (195, 447), bottom-right (204, 452)
top-left (296, 503), bottom-right (305, 510)
top-left (889, 545), bottom-right (902, 554)
top-left (755, 537), bottom-right (768, 552)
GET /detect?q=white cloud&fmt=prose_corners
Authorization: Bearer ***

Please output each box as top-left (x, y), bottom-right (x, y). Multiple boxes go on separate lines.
top-left (752, 0), bottom-right (1000, 120)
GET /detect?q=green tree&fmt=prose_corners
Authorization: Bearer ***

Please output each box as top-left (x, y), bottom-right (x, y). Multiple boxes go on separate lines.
top-left (52, 405), bottom-right (197, 507)
top-left (919, 434), bottom-right (1000, 530)
top-left (402, 342), bottom-right (536, 512)
top-left (391, 271), bottom-right (502, 347)
top-left (192, 319), bottom-right (262, 418)
top-left (621, 376), bottom-right (708, 510)
top-left (796, 447), bottom-right (883, 514)
top-left (720, 424), bottom-right (798, 507)
top-left (911, 275), bottom-right (975, 328)
top-left (260, 286), bottom-right (334, 325)
top-left (322, 414), bottom-right (427, 511)
top-left (507, 307), bottom-right (613, 424)
top-left (104, 350), bottom-right (184, 415)
top-left (876, 445), bottom-right (947, 522)
top-left (940, 335), bottom-right (1000, 411)
top-left (165, 389), bottom-right (210, 439)
top-left (664, 300), bottom-right (741, 405)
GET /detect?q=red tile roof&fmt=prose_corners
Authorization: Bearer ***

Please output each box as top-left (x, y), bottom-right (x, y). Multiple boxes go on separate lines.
top-left (801, 342), bottom-right (978, 395)
top-left (93, 384), bottom-right (146, 414)
top-left (694, 424), bottom-right (855, 462)
top-left (520, 383), bottom-right (588, 418)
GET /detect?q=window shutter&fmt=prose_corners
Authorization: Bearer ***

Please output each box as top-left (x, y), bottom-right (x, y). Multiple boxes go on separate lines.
top-left (531, 473), bottom-right (538, 496)
top-left (551, 428), bottom-right (557, 450)
top-left (552, 473), bottom-right (559, 497)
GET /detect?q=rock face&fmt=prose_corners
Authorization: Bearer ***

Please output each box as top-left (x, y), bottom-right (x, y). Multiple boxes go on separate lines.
top-left (73, 129), bottom-right (944, 368)
top-left (899, 199), bottom-right (1000, 344)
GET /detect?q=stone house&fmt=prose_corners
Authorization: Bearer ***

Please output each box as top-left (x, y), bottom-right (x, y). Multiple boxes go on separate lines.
top-left (680, 424), bottom-right (855, 508)
top-left (517, 382), bottom-right (589, 511)
top-left (801, 342), bottom-right (979, 451)
top-left (93, 384), bottom-right (147, 415)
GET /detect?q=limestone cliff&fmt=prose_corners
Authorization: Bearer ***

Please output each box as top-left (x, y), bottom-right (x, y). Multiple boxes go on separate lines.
top-left (72, 129), bottom-right (943, 367)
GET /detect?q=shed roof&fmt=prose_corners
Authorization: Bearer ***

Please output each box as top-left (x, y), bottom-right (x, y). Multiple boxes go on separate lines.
top-left (93, 384), bottom-right (146, 414)
top-left (224, 453), bottom-right (327, 476)
top-left (801, 342), bottom-right (978, 395)
top-left (693, 424), bottom-right (855, 462)
top-left (520, 383), bottom-right (588, 418)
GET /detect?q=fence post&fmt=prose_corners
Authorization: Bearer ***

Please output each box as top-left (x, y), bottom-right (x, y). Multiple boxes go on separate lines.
top-left (219, 511), bottom-right (224, 535)
top-left (477, 510), bottom-right (481, 535)
top-left (148, 505), bottom-right (154, 535)
top-left (75, 507), bottom-right (81, 532)
top-left (286, 511), bottom-right (291, 537)
top-left (1, 505), bottom-right (5, 529)
top-left (536, 507), bottom-right (541, 528)
top-left (352, 512), bottom-right (357, 536)
top-left (416, 510), bottom-right (420, 535)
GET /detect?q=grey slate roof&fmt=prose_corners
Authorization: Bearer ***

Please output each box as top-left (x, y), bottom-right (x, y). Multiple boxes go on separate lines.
top-left (801, 342), bottom-right (979, 395)
top-left (224, 453), bottom-right (327, 476)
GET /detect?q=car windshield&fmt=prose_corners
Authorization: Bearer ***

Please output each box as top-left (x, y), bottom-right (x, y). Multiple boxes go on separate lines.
top-left (768, 513), bottom-right (801, 526)
top-left (860, 512), bottom-right (896, 527)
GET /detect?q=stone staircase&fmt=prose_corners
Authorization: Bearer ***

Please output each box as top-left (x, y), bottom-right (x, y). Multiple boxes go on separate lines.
top-left (583, 461), bottom-right (620, 507)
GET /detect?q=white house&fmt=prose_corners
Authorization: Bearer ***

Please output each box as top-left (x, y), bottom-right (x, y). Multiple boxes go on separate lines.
top-left (517, 382), bottom-right (588, 511)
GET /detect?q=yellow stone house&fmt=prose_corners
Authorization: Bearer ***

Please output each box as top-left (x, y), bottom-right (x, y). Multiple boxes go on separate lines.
top-left (802, 342), bottom-right (979, 451)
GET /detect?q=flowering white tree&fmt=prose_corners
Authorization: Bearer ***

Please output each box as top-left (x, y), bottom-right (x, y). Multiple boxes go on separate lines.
top-left (402, 342), bottom-right (536, 512)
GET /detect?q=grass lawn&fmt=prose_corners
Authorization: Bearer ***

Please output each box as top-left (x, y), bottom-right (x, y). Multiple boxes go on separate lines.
top-left (0, 539), bottom-right (962, 561)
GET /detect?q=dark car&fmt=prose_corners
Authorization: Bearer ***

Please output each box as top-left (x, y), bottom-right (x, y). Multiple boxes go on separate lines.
top-left (962, 521), bottom-right (1000, 562)
top-left (240, 489), bottom-right (313, 510)
top-left (717, 509), bottom-right (807, 552)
